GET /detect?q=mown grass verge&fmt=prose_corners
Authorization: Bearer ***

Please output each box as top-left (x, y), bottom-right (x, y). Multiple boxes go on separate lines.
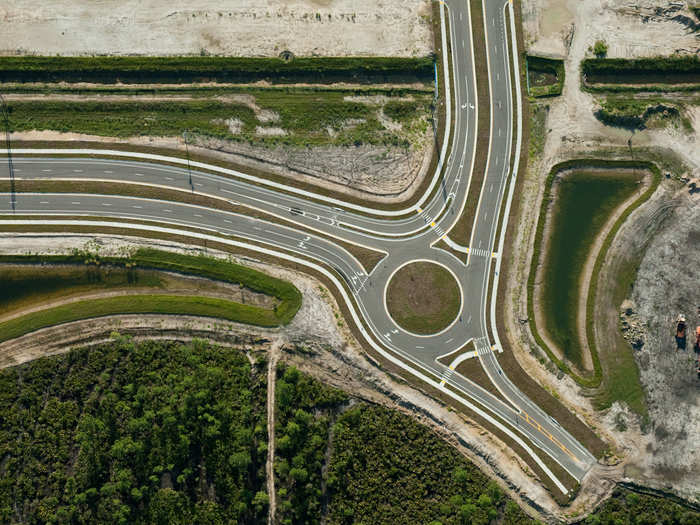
top-left (526, 55), bottom-right (565, 98)
top-left (0, 295), bottom-right (279, 343)
top-left (0, 247), bottom-right (302, 341)
top-left (527, 160), bottom-right (660, 411)
top-left (0, 56), bottom-right (434, 84)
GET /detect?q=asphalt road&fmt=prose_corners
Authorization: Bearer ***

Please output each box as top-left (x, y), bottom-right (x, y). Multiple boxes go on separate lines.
top-left (0, 0), bottom-right (595, 490)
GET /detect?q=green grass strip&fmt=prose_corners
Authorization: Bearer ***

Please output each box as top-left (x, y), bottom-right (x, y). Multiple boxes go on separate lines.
top-left (527, 159), bottom-right (661, 391)
top-left (0, 294), bottom-right (279, 343)
top-left (0, 248), bottom-right (302, 339)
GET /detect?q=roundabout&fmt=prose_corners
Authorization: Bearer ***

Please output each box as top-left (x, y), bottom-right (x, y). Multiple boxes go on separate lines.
top-left (385, 260), bottom-right (461, 336)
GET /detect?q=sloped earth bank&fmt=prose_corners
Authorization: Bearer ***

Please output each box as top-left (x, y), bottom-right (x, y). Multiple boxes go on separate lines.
top-left (0, 233), bottom-right (566, 520)
top-left (12, 125), bottom-right (433, 203)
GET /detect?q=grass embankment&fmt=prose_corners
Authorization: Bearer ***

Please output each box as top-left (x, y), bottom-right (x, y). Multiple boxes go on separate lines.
top-left (3, 89), bottom-right (433, 149)
top-left (386, 262), bottom-right (460, 335)
top-left (594, 97), bottom-right (689, 131)
top-left (0, 56), bottom-right (434, 84)
top-left (582, 55), bottom-right (700, 92)
top-left (528, 160), bottom-right (661, 414)
top-left (526, 56), bottom-right (565, 98)
top-left (0, 248), bottom-right (302, 342)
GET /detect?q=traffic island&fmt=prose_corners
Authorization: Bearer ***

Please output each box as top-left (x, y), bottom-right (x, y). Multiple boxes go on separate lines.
top-left (385, 260), bottom-right (461, 335)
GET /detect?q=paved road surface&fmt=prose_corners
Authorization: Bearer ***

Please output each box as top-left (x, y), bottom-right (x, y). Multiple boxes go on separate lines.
top-left (0, 0), bottom-right (596, 490)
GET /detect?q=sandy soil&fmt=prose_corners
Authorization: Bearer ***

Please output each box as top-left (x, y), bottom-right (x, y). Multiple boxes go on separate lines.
top-left (625, 189), bottom-right (700, 500)
top-left (522, 0), bottom-right (700, 59)
top-left (0, 0), bottom-right (433, 58)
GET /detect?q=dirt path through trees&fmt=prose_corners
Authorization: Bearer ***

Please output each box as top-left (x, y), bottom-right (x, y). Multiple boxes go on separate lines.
top-left (266, 343), bottom-right (279, 525)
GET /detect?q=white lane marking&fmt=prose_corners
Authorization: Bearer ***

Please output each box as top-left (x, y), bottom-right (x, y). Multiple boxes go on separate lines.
top-left (194, 182), bottom-right (203, 187)
top-left (135, 173), bottom-right (145, 177)
top-left (101, 203), bottom-right (112, 206)
top-left (194, 213), bottom-right (203, 218)
top-left (39, 201), bottom-right (49, 204)
top-left (490, 184), bottom-right (493, 193)
top-left (104, 170), bottom-right (113, 174)
top-left (163, 209), bottom-right (172, 213)
top-left (73, 169), bottom-right (83, 173)
top-left (132, 205), bottom-right (142, 209)
top-left (42, 169), bottom-right (51, 172)
top-left (165, 177), bottom-right (174, 181)
top-left (71, 201), bottom-right (80, 205)
top-left (223, 219), bottom-right (232, 224)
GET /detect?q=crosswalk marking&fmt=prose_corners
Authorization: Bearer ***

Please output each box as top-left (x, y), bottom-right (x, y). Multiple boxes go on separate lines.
top-left (440, 366), bottom-right (456, 386)
top-left (468, 247), bottom-right (490, 257)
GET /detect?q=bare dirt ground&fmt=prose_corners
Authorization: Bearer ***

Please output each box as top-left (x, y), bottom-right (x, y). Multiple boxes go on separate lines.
top-left (502, 0), bottom-right (700, 508)
top-left (0, 0), bottom-right (433, 58)
top-left (0, 232), bottom-right (568, 521)
top-left (625, 189), bottom-right (700, 500)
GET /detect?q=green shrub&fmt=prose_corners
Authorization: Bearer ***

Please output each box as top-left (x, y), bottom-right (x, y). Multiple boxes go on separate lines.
top-left (593, 40), bottom-right (608, 58)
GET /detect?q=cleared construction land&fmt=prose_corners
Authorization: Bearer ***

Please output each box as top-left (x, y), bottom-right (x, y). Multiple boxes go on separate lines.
top-left (0, 0), bottom-right (433, 58)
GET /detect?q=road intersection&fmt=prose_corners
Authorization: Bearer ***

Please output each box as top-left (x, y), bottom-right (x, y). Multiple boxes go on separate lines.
top-left (1, 0), bottom-right (596, 493)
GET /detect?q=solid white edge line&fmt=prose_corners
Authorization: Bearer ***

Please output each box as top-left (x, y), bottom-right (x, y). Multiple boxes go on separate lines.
top-left (0, 6), bottom-right (452, 220)
top-left (0, 218), bottom-right (570, 493)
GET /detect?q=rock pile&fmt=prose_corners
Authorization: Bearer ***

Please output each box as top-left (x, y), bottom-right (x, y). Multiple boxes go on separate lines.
top-left (620, 299), bottom-right (647, 350)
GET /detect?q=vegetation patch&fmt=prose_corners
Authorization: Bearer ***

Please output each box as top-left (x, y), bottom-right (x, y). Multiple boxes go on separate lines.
top-left (0, 338), bottom-right (269, 524)
top-left (274, 364), bottom-right (349, 524)
top-left (594, 97), bottom-right (685, 130)
top-left (527, 160), bottom-right (661, 414)
top-left (0, 248), bottom-right (301, 341)
top-left (574, 486), bottom-right (700, 524)
top-left (386, 261), bottom-right (461, 335)
top-left (526, 55), bottom-right (565, 98)
top-left (0, 56), bottom-right (434, 85)
top-left (3, 90), bottom-right (433, 148)
top-left (582, 55), bottom-right (700, 91)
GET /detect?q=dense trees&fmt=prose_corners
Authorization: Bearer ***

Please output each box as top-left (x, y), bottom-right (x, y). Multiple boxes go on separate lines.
top-left (0, 337), bottom-right (698, 525)
top-left (274, 364), bottom-right (348, 525)
top-left (0, 337), bottom-right (268, 524)
top-left (580, 488), bottom-right (700, 525)
top-left (325, 404), bottom-right (534, 525)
